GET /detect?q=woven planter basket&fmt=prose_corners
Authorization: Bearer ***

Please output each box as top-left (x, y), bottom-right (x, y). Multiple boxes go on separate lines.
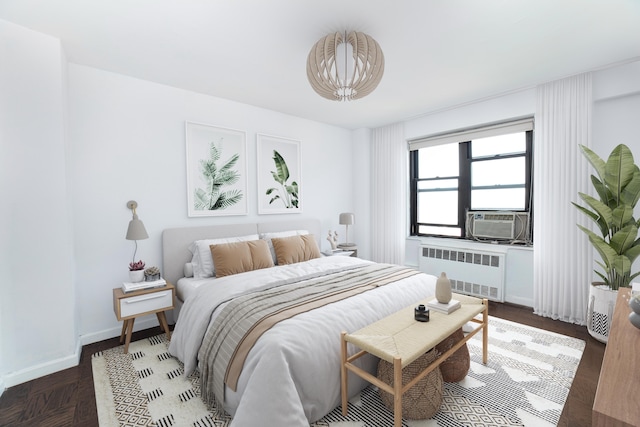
top-left (376, 349), bottom-right (443, 420)
top-left (435, 327), bottom-right (470, 382)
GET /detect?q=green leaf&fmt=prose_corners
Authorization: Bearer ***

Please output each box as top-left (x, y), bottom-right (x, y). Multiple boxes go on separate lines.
top-left (604, 144), bottom-right (636, 203)
top-left (271, 150), bottom-right (289, 184)
top-left (209, 141), bottom-right (221, 163)
top-left (268, 195), bottom-right (281, 205)
top-left (578, 225), bottom-right (617, 268)
top-left (611, 255), bottom-right (632, 276)
top-left (219, 153), bottom-right (240, 173)
top-left (194, 141), bottom-right (243, 211)
top-left (590, 175), bottom-right (615, 207)
top-left (572, 201), bottom-right (608, 237)
top-left (621, 168), bottom-right (640, 207)
top-left (270, 171), bottom-right (284, 185)
top-left (609, 224), bottom-right (638, 254)
top-left (626, 242), bottom-right (640, 265)
top-left (611, 205), bottom-right (634, 231)
top-left (580, 144), bottom-right (606, 182)
top-left (578, 193), bottom-right (613, 230)
top-left (211, 190), bottom-right (243, 210)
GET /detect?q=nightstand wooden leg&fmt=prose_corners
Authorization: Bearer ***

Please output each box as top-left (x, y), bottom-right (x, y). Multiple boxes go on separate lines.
top-left (156, 311), bottom-right (171, 340)
top-left (124, 318), bottom-right (134, 354)
top-left (119, 320), bottom-right (127, 344)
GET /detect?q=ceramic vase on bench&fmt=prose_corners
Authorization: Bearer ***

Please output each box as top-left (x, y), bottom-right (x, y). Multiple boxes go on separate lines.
top-left (436, 272), bottom-right (452, 304)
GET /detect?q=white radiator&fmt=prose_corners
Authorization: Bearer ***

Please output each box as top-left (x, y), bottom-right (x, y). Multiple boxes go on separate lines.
top-left (419, 245), bottom-right (506, 302)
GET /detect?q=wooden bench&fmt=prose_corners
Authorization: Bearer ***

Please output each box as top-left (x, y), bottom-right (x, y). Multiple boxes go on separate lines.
top-left (340, 293), bottom-right (488, 427)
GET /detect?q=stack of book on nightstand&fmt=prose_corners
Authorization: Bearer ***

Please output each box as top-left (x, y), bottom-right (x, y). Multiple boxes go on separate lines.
top-left (427, 298), bottom-right (461, 314)
top-left (122, 278), bottom-right (166, 293)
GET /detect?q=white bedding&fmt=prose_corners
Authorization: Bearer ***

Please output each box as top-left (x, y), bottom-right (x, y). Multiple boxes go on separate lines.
top-left (175, 276), bottom-right (210, 302)
top-left (168, 256), bottom-right (437, 426)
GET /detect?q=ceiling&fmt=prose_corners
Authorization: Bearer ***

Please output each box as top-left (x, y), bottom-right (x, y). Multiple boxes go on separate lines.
top-left (2, 0), bottom-right (640, 129)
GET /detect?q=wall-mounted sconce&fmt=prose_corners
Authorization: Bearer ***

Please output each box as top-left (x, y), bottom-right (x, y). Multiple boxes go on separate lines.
top-left (125, 200), bottom-right (148, 263)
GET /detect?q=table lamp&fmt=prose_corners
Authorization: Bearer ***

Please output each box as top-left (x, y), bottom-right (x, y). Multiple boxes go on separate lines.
top-left (338, 212), bottom-right (355, 248)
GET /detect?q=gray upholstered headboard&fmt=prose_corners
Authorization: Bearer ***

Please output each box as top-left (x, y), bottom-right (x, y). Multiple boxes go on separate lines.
top-left (161, 219), bottom-right (322, 286)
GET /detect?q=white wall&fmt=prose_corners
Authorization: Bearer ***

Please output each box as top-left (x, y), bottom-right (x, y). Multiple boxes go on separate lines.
top-left (592, 61), bottom-right (640, 280)
top-left (0, 19), bottom-right (76, 388)
top-left (67, 64), bottom-right (355, 344)
top-left (350, 128), bottom-right (372, 260)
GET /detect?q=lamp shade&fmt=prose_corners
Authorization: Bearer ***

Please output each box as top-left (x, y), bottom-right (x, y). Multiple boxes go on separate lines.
top-left (307, 31), bottom-right (384, 101)
top-left (339, 212), bottom-right (355, 225)
top-left (126, 215), bottom-right (148, 240)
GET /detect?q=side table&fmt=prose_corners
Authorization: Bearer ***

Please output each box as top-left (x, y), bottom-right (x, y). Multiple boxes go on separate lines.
top-left (337, 244), bottom-right (358, 257)
top-left (113, 282), bottom-right (175, 353)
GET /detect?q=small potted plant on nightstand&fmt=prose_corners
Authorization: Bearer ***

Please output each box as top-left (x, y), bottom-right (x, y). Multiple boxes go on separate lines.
top-left (128, 260), bottom-right (145, 283)
top-left (144, 266), bottom-right (161, 282)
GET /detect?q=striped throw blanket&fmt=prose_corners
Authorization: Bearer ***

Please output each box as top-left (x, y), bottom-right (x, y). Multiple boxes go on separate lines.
top-left (198, 263), bottom-right (420, 406)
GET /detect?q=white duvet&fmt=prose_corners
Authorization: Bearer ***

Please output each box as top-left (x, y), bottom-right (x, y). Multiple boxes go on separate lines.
top-left (168, 256), bottom-right (437, 426)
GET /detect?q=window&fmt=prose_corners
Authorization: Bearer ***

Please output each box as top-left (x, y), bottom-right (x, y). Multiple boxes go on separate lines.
top-left (409, 119), bottom-right (533, 238)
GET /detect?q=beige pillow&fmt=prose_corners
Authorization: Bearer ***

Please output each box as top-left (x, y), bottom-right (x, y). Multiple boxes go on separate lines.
top-left (271, 234), bottom-right (321, 265)
top-left (210, 239), bottom-right (274, 278)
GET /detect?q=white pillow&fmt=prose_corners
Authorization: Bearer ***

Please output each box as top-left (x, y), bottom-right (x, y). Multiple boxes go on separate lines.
top-left (259, 230), bottom-right (309, 264)
top-left (183, 262), bottom-right (194, 278)
top-left (189, 234), bottom-right (260, 278)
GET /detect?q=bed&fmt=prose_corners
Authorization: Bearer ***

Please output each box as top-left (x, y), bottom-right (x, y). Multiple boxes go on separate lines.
top-left (162, 219), bottom-right (438, 426)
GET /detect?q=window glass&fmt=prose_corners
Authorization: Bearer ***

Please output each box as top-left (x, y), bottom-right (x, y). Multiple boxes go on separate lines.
top-left (417, 191), bottom-right (458, 224)
top-left (471, 133), bottom-right (525, 158)
top-left (418, 143), bottom-right (458, 178)
top-left (472, 158), bottom-right (525, 186)
top-left (418, 178), bottom-right (458, 190)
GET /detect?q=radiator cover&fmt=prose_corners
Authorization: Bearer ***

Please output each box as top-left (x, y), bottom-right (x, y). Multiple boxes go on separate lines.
top-left (419, 245), bottom-right (506, 302)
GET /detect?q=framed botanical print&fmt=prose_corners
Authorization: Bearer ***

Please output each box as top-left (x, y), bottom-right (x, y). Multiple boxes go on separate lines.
top-left (257, 133), bottom-right (302, 214)
top-left (185, 121), bottom-right (248, 217)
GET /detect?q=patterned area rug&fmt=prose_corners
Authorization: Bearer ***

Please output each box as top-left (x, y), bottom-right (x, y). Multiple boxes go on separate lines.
top-left (92, 316), bottom-right (585, 427)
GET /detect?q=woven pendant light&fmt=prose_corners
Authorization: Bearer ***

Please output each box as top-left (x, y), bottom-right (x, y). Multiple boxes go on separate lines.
top-left (306, 31), bottom-right (384, 101)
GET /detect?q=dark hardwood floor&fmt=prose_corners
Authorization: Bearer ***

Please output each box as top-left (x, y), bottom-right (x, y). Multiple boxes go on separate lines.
top-left (0, 303), bottom-right (605, 427)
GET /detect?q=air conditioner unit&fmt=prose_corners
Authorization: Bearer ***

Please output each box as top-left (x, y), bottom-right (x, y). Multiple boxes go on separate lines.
top-left (466, 211), bottom-right (530, 242)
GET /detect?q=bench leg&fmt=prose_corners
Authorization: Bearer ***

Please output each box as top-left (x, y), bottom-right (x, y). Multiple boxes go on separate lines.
top-left (341, 332), bottom-right (348, 416)
top-left (482, 299), bottom-right (489, 364)
top-left (394, 357), bottom-right (402, 427)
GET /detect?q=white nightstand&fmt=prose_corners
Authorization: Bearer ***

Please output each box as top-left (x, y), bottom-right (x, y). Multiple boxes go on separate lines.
top-left (113, 283), bottom-right (175, 353)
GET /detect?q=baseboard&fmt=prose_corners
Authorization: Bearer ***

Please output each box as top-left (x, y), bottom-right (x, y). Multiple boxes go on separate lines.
top-left (504, 296), bottom-right (534, 308)
top-left (2, 317), bottom-right (163, 389)
top-left (2, 340), bottom-right (82, 388)
top-left (80, 317), bottom-right (161, 346)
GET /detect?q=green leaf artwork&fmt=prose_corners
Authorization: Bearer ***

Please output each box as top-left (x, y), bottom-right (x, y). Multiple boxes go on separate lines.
top-left (266, 150), bottom-right (299, 208)
top-left (193, 140), bottom-right (243, 210)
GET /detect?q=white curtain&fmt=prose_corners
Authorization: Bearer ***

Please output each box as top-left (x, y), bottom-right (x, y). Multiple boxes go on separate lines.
top-left (533, 73), bottom-right (593, 324)
top-left (371, 123), bottom-right (406, 264)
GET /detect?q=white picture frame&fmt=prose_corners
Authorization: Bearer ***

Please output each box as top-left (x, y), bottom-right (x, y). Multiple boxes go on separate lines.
top-left (257, 133), bottom-right (302, 214)
top-left (185, 121), bottom-right (248, 217)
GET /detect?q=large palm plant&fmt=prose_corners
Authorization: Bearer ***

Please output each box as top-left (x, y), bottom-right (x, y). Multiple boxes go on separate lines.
top-left (573, 144), bottom-right (640, 290)
top-left (193, 142), bottom-right (243, 211)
